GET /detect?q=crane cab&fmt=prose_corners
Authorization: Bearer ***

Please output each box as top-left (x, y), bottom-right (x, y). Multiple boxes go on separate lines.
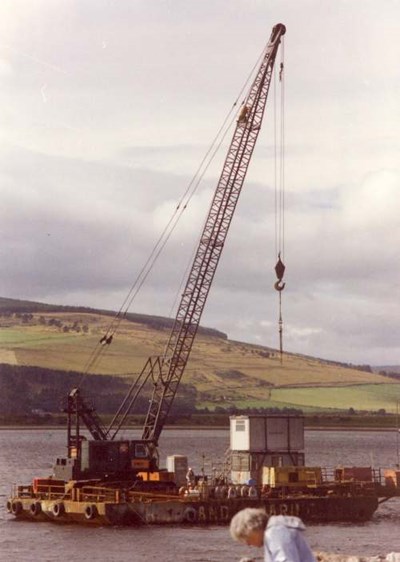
top-left (53, 439), bottom-right (157, 481)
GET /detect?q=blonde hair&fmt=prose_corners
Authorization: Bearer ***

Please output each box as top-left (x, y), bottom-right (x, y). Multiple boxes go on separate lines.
top-left (230, 508), bottom-right (268, 542)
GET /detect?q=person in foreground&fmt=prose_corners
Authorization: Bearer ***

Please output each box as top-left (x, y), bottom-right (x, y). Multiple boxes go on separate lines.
top-left (230, 508), bottom-right (316, 562)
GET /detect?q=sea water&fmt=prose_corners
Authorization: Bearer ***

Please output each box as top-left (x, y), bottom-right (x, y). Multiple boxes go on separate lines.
top-left (1, 428), bottom-right (400, 562)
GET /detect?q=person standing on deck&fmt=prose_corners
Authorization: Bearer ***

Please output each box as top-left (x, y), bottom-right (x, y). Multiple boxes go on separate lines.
top-left (186, 467), bottom-right (195, 486)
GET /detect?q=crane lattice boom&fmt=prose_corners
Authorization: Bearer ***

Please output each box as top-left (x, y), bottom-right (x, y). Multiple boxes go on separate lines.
top-left (140, 23), bottom-right (286, 444)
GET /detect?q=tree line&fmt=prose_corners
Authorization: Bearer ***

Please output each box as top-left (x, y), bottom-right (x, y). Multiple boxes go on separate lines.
top-left (0, 364), bottom-right (196, 417)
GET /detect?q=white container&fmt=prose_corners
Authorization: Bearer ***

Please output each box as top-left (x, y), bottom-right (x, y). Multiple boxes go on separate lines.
top-left (166, 455), bottom-right (188, 487)
top-left (230, 415), bottom-right (304, 452)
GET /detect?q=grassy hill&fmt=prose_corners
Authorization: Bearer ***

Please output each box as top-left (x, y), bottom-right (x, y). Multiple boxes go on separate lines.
top-left (1, 297), bottom-right (400, 414)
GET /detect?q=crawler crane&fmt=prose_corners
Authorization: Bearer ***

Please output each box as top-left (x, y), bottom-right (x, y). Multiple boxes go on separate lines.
top-left (54, 23), bottom-right (287, 483)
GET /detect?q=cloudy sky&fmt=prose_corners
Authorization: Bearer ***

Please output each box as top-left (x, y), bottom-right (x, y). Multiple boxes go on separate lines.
top-left (0, 1), bottom-right (399, 366)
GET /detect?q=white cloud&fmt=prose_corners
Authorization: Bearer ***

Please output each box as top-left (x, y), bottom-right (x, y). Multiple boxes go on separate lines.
top-left (341, 169), bottom-right (400, 228)
top-left (0, 0), bottom-right (399, 365)
top-left (0, 58), bottom-right (13, 77)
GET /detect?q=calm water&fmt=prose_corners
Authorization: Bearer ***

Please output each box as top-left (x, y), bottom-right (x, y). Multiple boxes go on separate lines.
top-left (1, 428), bottom-right (400, 561)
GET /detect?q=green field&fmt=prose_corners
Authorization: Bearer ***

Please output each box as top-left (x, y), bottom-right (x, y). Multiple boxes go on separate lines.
top-left (199, 384), bottom-right (400, 414)
top-left (1, 308), bottom-right (399, 414)
top-left (271, 384), bottom-right (400, 413)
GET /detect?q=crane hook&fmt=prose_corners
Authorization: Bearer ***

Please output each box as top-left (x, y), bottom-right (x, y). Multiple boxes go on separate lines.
top-left (274, 253), bottom-right (286, 292)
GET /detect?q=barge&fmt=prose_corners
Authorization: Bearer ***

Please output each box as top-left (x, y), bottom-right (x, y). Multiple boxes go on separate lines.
top-left (7, 480), bottom-right (380, 526)
top-left (7, 414), bottom-right (399, 526)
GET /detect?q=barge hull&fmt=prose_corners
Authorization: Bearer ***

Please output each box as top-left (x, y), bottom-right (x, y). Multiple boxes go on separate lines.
top-left (7, 494), bottom-right (378, 526)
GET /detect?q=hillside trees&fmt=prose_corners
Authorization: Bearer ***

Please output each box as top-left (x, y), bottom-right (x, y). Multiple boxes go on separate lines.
top-left (0, 364), bottom-right (197, 418)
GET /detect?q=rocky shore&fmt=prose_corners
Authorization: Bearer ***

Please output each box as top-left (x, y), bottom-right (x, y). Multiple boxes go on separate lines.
top-left (240, 553), bottom-right (400, 562)
top-left (315, 552), bottom-right (400, 562)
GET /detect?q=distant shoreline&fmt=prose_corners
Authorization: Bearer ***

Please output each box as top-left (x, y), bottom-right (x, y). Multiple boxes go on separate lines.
top-left (0, 424), bottom-right (399, 432)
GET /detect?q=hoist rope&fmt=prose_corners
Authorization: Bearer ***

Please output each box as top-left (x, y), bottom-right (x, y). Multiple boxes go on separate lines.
top-left (274, 54), bottom-right (278, 259)
top-left (273, 37), bottom-right (286, 364)
top-left (279, 38), bottom-right (286, 261)
top-left (275, 38), bottom-right (285, 262)
top-left (77, 42), bottom-right (269, 387)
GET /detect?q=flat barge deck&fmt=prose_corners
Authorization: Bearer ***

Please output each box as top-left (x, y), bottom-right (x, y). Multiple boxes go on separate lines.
top-left (8, 473), bottom-right (399, 526)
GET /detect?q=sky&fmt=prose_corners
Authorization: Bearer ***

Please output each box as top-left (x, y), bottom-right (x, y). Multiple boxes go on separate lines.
top-left (0, 0), bottom-right (399, 367)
